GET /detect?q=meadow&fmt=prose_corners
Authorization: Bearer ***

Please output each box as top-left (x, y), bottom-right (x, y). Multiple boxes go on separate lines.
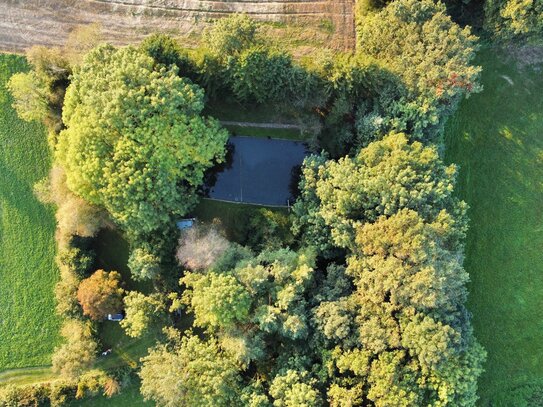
top-left (0, 54), bottom-right (60, 370)
top-left (444, 46), bottom-right (543, 405)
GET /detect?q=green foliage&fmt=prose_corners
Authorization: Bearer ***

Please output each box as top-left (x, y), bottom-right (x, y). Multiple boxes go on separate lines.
top-left (202, 14), bottom-right (260, 60)
top-left (140, 33), bottom-right (196, 79)
top-left (120, 292), bottom-right (164, 338)
top-left (76, 270), bottom-right (124, 320)
top-left (52, 319), bottom-right (97, 379)
top-left (127, 248), bottom-right (160, 281)
top-left (231, 46), bottom-right (312, 104)
top-left (7, 71), bottom-right (49, 122)
top-left (56, 45), bottom-right (228, 242)
top-left (269, 369), bottom-right (322, 407)
top-left (139, 333), bottom-right (241, 407)
top-left (181, 272), bottom-right (252, 329)
top-left (247, 209), bottom-right (294, 251)
top-left (295, 133), bottom-right (465, 250)
top-left (291, 129), bottom-right (484, 404)
top-left (0, 54), bottom-right (61, 370)
top-left (357, 0), bottom-right (480, 140)
top-left (485, 0), bottom-right (543, 38)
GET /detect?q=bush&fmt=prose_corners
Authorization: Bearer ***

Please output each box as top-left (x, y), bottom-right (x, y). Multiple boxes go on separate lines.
top-left (52, 319), bottom-right (98, 379)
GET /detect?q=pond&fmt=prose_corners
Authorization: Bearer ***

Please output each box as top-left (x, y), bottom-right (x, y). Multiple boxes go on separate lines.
top-left (204, 136), bottom-right (309, 206)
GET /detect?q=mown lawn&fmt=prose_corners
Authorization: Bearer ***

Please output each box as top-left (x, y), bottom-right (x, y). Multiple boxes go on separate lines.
top-left (0, 54), bottom-right (60, 370)
top-left (444, 47), bottom-right (543, 406)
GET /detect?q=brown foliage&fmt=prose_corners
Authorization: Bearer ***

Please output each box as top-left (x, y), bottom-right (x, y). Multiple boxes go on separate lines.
top-left (77, 270), bottom-right (124, 320)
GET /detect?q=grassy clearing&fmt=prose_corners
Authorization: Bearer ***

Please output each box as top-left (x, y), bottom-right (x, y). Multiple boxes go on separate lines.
top-left (444, 47), bottom-right (543, 405)
top-left (69, 381), bottom-right (152, 407)
top-left (0, 54), bottom-right (60, 370)
top-left (193, 198), bottom-right (289, 244)
top-left (223, 124), bottom-right (306, 141)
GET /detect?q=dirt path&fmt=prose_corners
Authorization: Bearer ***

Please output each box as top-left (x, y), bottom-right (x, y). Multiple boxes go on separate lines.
top-left (0, 0), bottom-right (355, 53)
top-left (220, 121), bottom-right (302, 130)
top-left (0, 366), bottom-right (54, 387)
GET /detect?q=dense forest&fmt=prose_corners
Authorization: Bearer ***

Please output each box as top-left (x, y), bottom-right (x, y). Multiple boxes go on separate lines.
top-left (1, 0), bottom-right (541, 405)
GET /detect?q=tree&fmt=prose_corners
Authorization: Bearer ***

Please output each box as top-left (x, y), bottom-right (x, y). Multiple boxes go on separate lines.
top-left (269, 369), bottom-right (322, 407)
top-left (485, 0), bottom-right (543, 38)
top-left (231, 46), bottom-right (311, 104)
top-left (358, 0), bottom-right (480, 101)
top-left (51, 319), bottom-right (97, 379)
top-left (294, 132), bottom-right (465, 250)
top-left (140, 33), bottom-right (196, 79)
top-left (176, 225), bottom-right (230, 271)
top-left (140, 332), bottom-right (241, 407)
top-left (128, 248), bottom-right (161, 281)
top-left (56, 45), bottom-right (228, 241)
top-left (357, 0), bottom-right (480, 139)
top-left (120, 292), bottom-right (164, 338)
top-left (202, 14), bottom-right (260, 59)
top-left (77, 270), bottom-right (123, 320)
top-left (7, 71), bottom-right (49, 122)
top-left (181, 272), bottom-right (252, 330)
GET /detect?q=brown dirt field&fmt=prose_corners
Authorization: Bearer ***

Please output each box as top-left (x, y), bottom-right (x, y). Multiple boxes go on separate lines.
top-left (1, 0), bottom-right (355, 54)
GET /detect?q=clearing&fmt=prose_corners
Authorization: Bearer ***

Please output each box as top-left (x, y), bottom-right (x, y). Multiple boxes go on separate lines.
top-left (444, 46), bottom-right (543, 405)
top-left (0, 54), bottom-right (60, 370)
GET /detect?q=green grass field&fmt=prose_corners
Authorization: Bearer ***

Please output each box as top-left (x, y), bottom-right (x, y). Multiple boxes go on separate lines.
top-left (0, 54), bottom-right (60, 370)
top-left (69, 382), bottom-right (153, 407)
top-left (444, 47), bottom-right (543, 406)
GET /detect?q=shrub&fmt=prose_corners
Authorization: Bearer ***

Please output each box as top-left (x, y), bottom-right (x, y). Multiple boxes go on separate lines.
top-left (52, 319), bottom-right (97, 379)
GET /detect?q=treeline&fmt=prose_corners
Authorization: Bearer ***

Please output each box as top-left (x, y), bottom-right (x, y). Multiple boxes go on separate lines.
top-left (357, 0), bottom-right (543, 40)
top-left (2, 1), bottom-right (490, 405)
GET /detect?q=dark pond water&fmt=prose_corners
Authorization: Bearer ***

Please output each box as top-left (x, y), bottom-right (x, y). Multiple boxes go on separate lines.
top-left (204, 136), bottom-right (309, 206)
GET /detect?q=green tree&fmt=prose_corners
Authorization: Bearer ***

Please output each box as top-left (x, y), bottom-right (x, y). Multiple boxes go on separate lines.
top-left (128, 247), bottom-right (161, 281)
top-left (485, 0), bottom-right (543, 38)
top-left (181, 272), bottom-right (252, 329)
top-left (77, 270), bottom-right (123, 320)
top-left (120, 292), bottom-right (164, 338)
top-left (231, 46), bottom-right (311, 104)
top-left (56, 45), bottom-right (228, 241)
top-left (7, 71), bottom-right (49, 122)
top-left (357, 0), bottom-right (480, 139)
top-left (202, 14), bottom-right (260, 59)
top-left (295, 132), bottom-right (465, 250)
top-left (140, 332), bottom-right (241, 407)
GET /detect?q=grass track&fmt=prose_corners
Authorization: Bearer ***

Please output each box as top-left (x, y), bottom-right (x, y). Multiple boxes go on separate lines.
top-left (0, 54), bottom-right (60, 370)
top-left (444, 47), bottom-right (543, 406)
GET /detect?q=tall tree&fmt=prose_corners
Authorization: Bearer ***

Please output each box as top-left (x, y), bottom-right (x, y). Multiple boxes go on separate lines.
top-left (77, 270), bottom-right (123, 320)
top-left (56, 45), bottom-right (228, 241)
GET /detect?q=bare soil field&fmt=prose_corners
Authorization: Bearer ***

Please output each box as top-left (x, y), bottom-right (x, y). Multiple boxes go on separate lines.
top-left (1, 0), bottom-right (355, 53)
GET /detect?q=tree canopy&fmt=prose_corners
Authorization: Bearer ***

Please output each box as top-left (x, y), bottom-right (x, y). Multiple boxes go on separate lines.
top-left (56, 45), bottom-right (228, 241)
